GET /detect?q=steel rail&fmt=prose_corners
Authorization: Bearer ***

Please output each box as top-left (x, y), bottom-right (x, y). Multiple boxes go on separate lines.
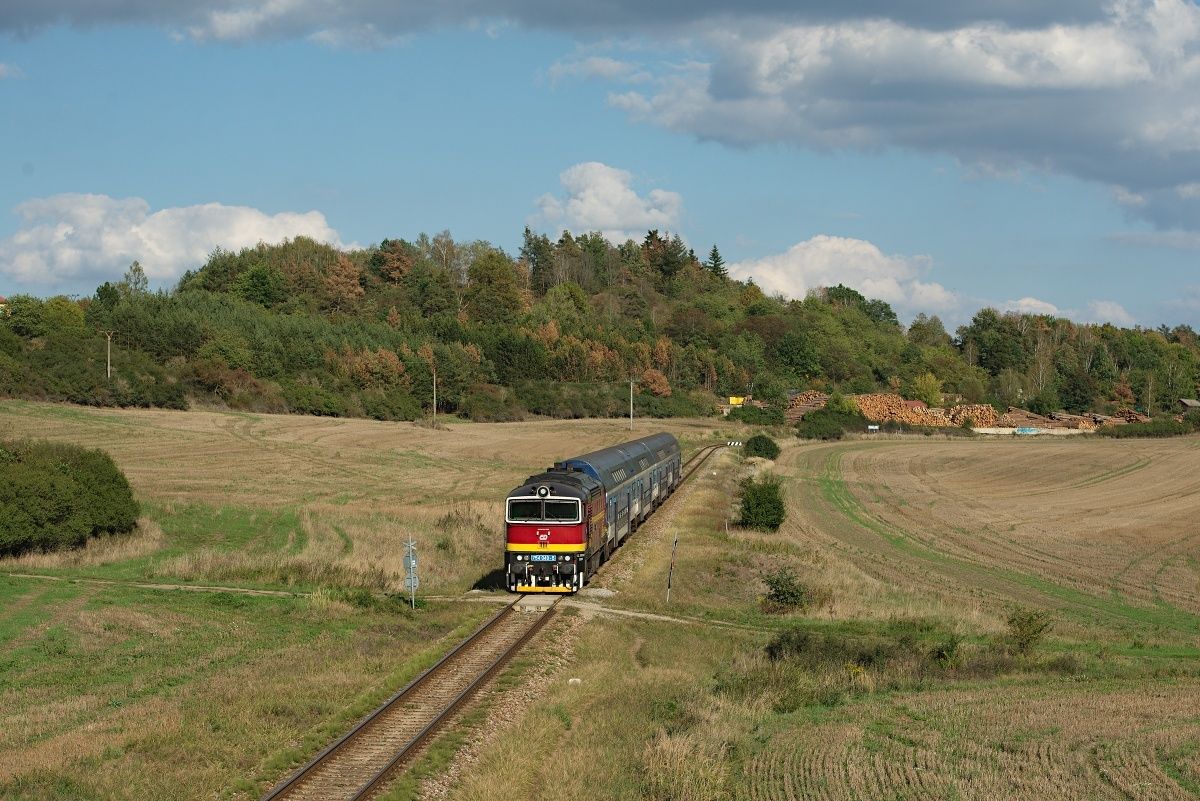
top-left (259, 442), bottom-right (727, 801)
top-left (350, 599), bottom-right (557, 800)
top-left (259, 598), bottom-right (547, 801)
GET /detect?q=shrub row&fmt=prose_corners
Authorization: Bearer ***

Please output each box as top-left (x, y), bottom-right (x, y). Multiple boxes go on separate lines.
top-left (0, 440), bottom-right (139, 556)
top-left (1098, 418), bottom-right (1195, 438)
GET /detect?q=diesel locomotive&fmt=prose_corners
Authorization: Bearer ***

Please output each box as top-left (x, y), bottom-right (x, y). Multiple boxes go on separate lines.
top-left (504, 433), bottom-right (682, 593)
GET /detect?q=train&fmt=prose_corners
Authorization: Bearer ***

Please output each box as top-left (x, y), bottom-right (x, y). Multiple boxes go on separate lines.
top-left (504, 433), bottom-right (682, 593)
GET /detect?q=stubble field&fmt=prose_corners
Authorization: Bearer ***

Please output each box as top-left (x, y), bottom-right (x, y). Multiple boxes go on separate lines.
top-left (0, 399), bottom-right (728, 799)
top-left (439, 435), bottom-right (1200, 801)
top-left (2, 399), bottom-right (1199, 800)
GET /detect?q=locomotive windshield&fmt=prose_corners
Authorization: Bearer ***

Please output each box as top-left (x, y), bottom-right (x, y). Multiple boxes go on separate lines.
top-left (544, 500), bottom-right (579, 521)
top-left (508, 500), bottom-right (543, 521)
top-left (506, 498), bottom-right (581, 523)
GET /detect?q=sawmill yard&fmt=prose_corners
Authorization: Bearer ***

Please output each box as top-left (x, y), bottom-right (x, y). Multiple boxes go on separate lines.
top-left (2, 400), bottom-right (1200, 799)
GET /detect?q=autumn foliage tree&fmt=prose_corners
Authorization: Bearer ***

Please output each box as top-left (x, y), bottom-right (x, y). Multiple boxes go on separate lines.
top-left (642, 368), bottom-right (672, 397)
top-left (325, 255), bottom-right (364, 311)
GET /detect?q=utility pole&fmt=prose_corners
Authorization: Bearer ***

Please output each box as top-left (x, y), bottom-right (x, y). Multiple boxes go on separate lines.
top-left (102, 331), bottom-right (115, 380)
top-left (629, 378), bottom-right (634, 431)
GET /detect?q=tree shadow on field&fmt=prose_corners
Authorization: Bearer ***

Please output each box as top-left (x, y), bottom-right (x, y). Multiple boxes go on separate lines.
top-left (472, 568), bottom-right (507, 591)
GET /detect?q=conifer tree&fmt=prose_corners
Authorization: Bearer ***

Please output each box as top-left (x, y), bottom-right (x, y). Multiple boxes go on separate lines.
top-left (705, 244), bottom-right (727, 278)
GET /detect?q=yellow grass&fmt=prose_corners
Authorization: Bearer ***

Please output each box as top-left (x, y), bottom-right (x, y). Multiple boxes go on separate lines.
top-left (0, 400), bottom-right (734, 592)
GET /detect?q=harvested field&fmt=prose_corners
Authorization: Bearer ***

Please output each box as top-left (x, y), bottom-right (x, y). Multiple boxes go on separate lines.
top-left (0, 400), bottom-right (740, 800)
top-left (441, 433), bottom-right (1200, 801)
top-left (784, 438), bottom-right (1200, 632)
top-left (0, 400), bottom-right (727, 593)
top-left (5, 400), bottom-right (1199, 800)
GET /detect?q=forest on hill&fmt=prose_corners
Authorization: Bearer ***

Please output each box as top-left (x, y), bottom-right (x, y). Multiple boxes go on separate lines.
top-left (1, 229), bottom-right (1197, 421)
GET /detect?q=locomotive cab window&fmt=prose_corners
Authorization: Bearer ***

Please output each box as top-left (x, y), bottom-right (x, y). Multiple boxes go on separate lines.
top-left (507, 499), bottom-right (543, 521)
top-left (506, 498), bottom-right (581, 523)
top-left (544, 500), bottom-right (580, 521)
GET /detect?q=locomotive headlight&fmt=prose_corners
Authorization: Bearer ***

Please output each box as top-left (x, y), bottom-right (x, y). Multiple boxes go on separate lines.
top-left (537, 486), bottom-right (549, 498)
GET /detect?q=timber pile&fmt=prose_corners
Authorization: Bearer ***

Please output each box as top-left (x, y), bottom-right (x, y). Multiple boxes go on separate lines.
top-left (786, 390), bottom-right (830, 422)
top-left (1114, 407), bottom-right (1151, 424)
top-left (998, 407), bottom-right (1057, 428)
top-left (1048, 411), bottom-right (1099, 431)
top-left (945, 404), bottom-right (1000, 428)
top-left (852, 393), bottom-right (954, 427)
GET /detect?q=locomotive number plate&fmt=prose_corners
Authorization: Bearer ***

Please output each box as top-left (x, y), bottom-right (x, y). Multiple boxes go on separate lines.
top-left (528, 554), bottom-right (556, 562)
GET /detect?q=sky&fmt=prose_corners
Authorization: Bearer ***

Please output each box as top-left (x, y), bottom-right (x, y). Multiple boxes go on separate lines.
top-left (2, 1), bottom-right (1200, 328)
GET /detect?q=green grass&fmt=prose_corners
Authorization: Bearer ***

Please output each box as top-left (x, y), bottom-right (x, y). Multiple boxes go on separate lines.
top-left (0, 575), bottom-right (493, 800)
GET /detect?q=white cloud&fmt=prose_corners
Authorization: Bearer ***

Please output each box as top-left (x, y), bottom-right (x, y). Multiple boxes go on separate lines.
top-left (547, 56), bottom-right (649, 86)
top-left (0, 63), bottom-right (22, 79)
top-left (533, 161), bottom-right (682, 243)
top-left (1002, 296), bottom-right (1060, 315)
top-left (1085, 299), bottom-right (1136, 327)
top-left (606, 1), bottom-right (1200, 232)
top-left (727, 234), bottom-right (960, 319)
top-left (0, 193), bottom-right (344, 287)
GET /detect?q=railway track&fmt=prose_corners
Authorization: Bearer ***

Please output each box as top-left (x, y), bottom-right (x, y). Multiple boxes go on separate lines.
top-left (260, 598), bottom-right (556, 801)
top-left (259, 442), bottom-right (727, 801)
top-left (681, 443), bottom-right (724, 482)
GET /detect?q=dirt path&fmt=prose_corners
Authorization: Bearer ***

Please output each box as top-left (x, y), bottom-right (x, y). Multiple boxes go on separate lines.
top-left (3, 572), bottom-right (301, 598)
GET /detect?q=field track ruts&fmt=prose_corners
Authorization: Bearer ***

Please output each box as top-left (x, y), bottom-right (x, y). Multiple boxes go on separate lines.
top-left (783, 438), bottom-right (1200, 630)
top-left (738, 680), bottom-right (1200, 800)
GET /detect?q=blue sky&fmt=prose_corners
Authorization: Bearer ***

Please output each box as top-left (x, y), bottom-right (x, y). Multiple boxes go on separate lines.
top-left (3, 1), bottom-right (1200, 328)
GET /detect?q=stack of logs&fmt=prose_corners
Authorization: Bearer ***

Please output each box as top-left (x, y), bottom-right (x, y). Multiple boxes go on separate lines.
top-left (786, 390), bottom-right (831, 423)
top-left (852, 394), bottom-right (947, 426)
top-left (847, 395), bottom-right (995, 428)
top-left (945, 404), bottom-right (1000, 428)
top-left (786, 391), bottom-right (1104, 430)
top-left (1114, 407), bottom-right (1151, 424)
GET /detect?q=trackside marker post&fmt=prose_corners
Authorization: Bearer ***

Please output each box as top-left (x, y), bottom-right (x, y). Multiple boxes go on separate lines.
top-left (666, 533), bottom-right (679, 604)
top-left (403, 539), bottom-right (418, 610)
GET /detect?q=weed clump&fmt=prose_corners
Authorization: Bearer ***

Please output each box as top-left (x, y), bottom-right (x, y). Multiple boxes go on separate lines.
top-left (760, 567), bottom-right (831, 614)
top-left (719, 617), bottom-right (1080, 714)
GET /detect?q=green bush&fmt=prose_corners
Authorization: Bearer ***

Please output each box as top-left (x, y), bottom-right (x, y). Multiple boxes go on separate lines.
top-left (796, 408), bottom-right (868, 440)
top-left (0, 440), bottom-right (139, 556)
top-left (743, 433), bottom-right (781, 460)
top-left (1098, 419), bottom-right (1194, 438)
top-left (727, 405), bottom-right (785, 425)
top-left (738, 473), bottom-right (786, 531)
top-left (1006, 606), bottom-right (1053, 654)
top-left (761, 567), bottom-right (829, 613)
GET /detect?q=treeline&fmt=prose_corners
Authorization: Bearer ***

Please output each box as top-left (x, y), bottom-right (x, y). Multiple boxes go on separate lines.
top-left (1, 228), bottom-right (1198, 420)
top-left (0, 439), bottom-right (139, 556)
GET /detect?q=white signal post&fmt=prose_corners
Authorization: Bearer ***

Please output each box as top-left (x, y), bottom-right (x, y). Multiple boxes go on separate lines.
top-left (666, 533), bottom-right (679, 603)
top-left (403, 538), bottom-right (419, 610)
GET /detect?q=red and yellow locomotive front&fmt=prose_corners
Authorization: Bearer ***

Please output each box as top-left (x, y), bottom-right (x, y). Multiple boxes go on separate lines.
top-left (505, 474), bottom-right (602, 593)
